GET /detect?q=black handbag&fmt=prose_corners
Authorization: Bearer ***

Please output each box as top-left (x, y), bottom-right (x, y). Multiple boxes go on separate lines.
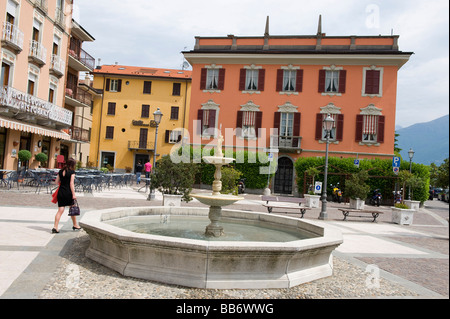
top-left (69, 200), bottom-right (80, 216)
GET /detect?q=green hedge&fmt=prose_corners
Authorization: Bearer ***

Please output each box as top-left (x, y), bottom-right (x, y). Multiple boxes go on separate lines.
top-left (294, 157), bottom-right (430, 203)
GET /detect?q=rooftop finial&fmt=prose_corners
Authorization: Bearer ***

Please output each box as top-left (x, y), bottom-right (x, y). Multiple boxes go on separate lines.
top-left (264, 16), bottom-right (269, 37)
top-left (317, 14), bottom-right (322, 36)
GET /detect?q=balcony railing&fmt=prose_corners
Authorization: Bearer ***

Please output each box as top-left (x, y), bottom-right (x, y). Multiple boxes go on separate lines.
top-left (0, 85), bottom-right (73, 127)
top-left (50, 54), bottom-right (65, 77)
top-left (31, 0), bottom-right (48, 13)
top-left (1, 22), bottom-right (24, 52)
top-left (65, 87), bottom-right (93, 107)
top-left (69, 47), bottom-right (95, 71)
top-left (29, 40), bottom-right (47, 66)
top-left (128, 141), bottom-right (155, 151)
top-left (270, 135), bottom-right (302, 151)
top-left (64, 126), bottom-right (90, 143)
top-left (55, 7), bottom-right (66, 29)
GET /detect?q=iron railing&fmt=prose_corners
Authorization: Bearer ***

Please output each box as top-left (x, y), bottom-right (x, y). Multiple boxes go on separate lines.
top-left (128, 141), bottom-right (155, 151)
top-left (1, 22), bottom-right (24, 52)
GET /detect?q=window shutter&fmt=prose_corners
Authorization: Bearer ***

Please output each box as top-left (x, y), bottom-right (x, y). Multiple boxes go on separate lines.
top-left (365, 70), bottom-right (380, 94)
top-left (105, 78), bottom-right (110, 91)
top-left (208, 109), bottom-right (216, 135)
top-left (336, 114), bottom-right (344, 141)
top-left (296, 69), bottom-right (303, 92)
top-left (276, 69), bottom-right (283, 91)
top-left (165, 130), bottom-right (170, 143)
top-left (318, 70), bottom-right (326, 93)
top-left (355, 114), bottom-right (364, 142)
top-left (239, 69), bottom-right (246, 91)
top-left (236, 111), bottom-right (243, 129)
top-left (197, 109), bottom-right (203, 135)
top-left (117, 79), bottom-right (122, 92)
top-left (258, 69), bottom-right (265, 91)
top-left (200, 68), bottom-right (207, 90)
top-left (293, 112), bottom-right (301, 146)
top-left (273, 112), bottom-right (281, 135)
top-left (255, 111), bottom-right (262, 137)
top-left (143, 81), bottom-right (152, 94)
top-left (315, 113), bottom-right (323, 140)
top-left (218, 69), bottom-right (225, 90)
top-left (377, 115), bottom-right (385, 143)
top-left (338, 70), bottom-right (346, 93)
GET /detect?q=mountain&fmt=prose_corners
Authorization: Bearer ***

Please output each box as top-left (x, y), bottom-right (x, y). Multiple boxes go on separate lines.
top-left (396, 114), bottom-right (449, 166)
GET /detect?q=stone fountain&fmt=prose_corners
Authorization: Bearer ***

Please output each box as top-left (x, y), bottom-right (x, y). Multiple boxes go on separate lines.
top-left (79, 129), bottom-right (343, 289)
top-left (191, 133), bottom-right (244, 237)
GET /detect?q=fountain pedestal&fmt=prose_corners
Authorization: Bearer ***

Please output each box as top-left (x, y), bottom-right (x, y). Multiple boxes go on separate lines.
top-left (205, 206), bottom-right (224, 237)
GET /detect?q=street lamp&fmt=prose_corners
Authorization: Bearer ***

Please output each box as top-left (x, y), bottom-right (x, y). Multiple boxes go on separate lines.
top-left (319, 114), bottom-right (335, 220)
top-left (408, 147), bottom-right (415, 200)
top-left (147, 108), bottom-right (163, 200)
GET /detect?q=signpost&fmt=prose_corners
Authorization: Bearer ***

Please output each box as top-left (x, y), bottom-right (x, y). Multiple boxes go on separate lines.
top-left (354, 159), bottom-right (360, 168)
top-left (314, 182), bottom-right (322, 194)
top-left (392, 156), bottom-right (400, 175)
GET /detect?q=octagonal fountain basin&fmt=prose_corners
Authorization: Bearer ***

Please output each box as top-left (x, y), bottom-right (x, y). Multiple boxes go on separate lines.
top-left (80, 207), bottom-right (343, 289)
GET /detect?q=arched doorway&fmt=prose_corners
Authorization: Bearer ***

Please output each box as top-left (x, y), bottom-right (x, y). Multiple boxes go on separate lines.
top-left (274, 157), bottom-right (294, 195)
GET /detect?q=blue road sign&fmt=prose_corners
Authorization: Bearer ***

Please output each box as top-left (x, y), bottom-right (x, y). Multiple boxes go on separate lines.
top-left (392, 156), bottom-right (401, 168)
top-left (354, 159), bottom-right (360, 167)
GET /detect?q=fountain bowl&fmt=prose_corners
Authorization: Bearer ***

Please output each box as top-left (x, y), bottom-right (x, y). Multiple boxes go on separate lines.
top-left (202, 156), bottom-right (235, 165)
top-left (80, 206), bottom-right (342, 289)
top-left (191, 193), bottom-right (244, 207)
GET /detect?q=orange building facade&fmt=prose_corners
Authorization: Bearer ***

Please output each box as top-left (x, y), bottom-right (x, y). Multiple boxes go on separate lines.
top-left (183, 23), bottom-right (413, 194)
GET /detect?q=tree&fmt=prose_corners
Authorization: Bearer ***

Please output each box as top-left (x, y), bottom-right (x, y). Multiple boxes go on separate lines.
top-left (433, 158), bottom-right (449, 189)
top-left (344, 170), bottom-right (371, 200)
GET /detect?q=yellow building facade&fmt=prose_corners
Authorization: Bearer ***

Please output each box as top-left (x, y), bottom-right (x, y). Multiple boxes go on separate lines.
top-left (89, 64), bottom-right (191, 172)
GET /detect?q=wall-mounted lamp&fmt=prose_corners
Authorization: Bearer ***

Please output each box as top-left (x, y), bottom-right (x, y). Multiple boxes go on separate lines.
top-left (55, 147), bottom-right (60, 152)
top-left (13, 141), bottom-right (19, 147)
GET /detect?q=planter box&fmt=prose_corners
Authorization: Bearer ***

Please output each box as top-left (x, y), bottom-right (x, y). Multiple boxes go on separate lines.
top-left (162, 194), bottom-right (182, 207)
top-left (403, 200), bottom-right (420, 211)
top-left (349, 198), bottom-right (365, 210)
top-left (391, 207), bottom-right (415, 225)
top-left (304, 194), bottom-right (321, 208)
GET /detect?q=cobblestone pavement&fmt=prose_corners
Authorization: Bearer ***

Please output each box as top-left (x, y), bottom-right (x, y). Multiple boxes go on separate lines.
top-left (0, 185), bottom-right (448, 299)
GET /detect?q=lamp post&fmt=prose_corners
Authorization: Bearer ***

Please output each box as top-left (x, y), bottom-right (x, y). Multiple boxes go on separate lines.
top-left (408, 147), bottom-right (415, 200)
top-left (147, 108), bottom-right (163, 200)
top-left (319, 114), bottom-right (335, 220)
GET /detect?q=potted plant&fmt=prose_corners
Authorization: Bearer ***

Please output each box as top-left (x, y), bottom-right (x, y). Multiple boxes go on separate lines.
top-left (35, 152), bottom-right (48, 168)
top-left (220, 166), bottom-right (242, 195)
top-left (403, 175), bottom-right (424, 211)
top-left (391, 202), bottom-right (415, 225)
top-left (344, 170), bottom-right (370, 210)
top-left (151, 155), bottom-right (198, 206)
top-left (18, 150), bottom-right (32, 170)
top-left (304, 167), bottom-right (321, 208)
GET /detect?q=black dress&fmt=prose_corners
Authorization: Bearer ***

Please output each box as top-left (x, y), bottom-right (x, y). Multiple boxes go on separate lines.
top-left (57, 169), bottom-right (75, 207)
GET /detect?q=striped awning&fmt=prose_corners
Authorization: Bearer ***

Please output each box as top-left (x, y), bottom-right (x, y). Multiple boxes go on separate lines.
top-left (0, 116), bottom-right (71, 140)
top-left (242, 111), bottom-right (256, 126)
top-left (363, 115), bottom-right (378, 134)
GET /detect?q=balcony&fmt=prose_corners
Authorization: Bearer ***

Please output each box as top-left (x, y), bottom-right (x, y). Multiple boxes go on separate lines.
top-left (0, 85), bottom-right (73, 129)
top-left (1, 22), bottom-right (24, 53)
top-left (128, 141), bottom-right (155, 151)
top-left (270, 135), bottom-right (302, 152)
top-left (28, 40), bottom-right (47, 66)
top-left (64, 126), bottom-right (90, 143)
top-left (31, 0), bottom-right (48, 14)
top-left (68, 47), bottom-right (95, 72)
top-left (65, 87), bottom-right (93, 108)
top-left (50, 55), bottom-right (65, 78)
top-left (54, 7), bottom-right (66, 30)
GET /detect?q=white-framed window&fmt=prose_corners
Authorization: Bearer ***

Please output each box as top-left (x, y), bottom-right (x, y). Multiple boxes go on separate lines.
top-left (362, 66), bottom-right (383, 97)
top-left (283, 70), bottom-right (296, 92)
top-left (280, 112), bottom-right (294, 137)
top-left (206, 69), bottom-right (219, 90)
top-left (27, 72), bottom-right (37, 95)
top-left (241, 111), bottom-right (257, 138)
top-left (325, 70), bottom-right (339, 93)
top-left (245, 69), bottom-right (259, 91)
top-left (362, 115), bottom-right (378, 142)
top-left (169, 130), bottom-right (182, 144)
top-left (110, 79), bottom-right (119, 92)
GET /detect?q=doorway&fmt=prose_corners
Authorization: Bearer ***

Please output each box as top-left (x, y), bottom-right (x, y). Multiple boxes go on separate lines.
top-left (274, 157), bottom-right (294, 195)
top-left (135, 154), bottom-right (149, 173)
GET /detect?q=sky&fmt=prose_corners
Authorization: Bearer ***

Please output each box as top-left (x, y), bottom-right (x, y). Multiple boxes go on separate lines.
top-left (72, 0), bottom-right (449, 129)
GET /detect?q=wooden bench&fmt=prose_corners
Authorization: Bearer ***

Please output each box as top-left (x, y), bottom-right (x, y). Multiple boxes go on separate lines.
top-left (261, 195), bottom-right (311, 218)
top-left (338, 208), bottom-right (383, 222)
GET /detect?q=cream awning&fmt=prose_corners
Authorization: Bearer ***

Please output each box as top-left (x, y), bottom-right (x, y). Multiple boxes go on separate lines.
top-left (0, 116), bottom-right (71, 140)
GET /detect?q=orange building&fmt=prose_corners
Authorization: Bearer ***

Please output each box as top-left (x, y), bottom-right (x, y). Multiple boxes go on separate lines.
top-left (183, 18), bottom-right (413, 194)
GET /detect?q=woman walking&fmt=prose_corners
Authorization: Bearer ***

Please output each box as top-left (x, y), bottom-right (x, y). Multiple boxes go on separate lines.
top-left (52, 158), bottom-right (80, 233)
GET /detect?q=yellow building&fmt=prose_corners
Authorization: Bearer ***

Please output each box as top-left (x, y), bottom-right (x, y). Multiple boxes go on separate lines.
top-left (90, 64), bottom-right (191, 172)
